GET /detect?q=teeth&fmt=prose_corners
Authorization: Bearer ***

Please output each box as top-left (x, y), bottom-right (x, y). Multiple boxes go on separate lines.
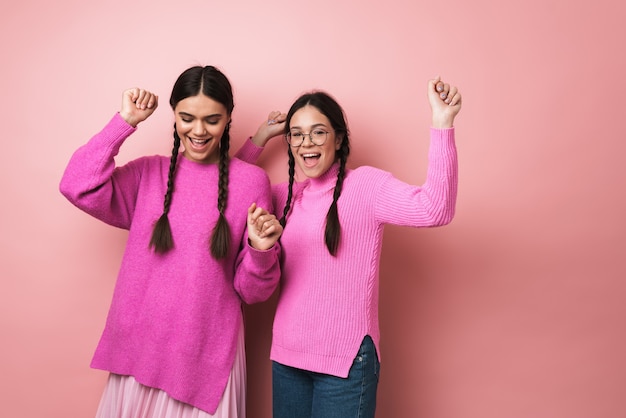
top-left (190, 138), bottom-right (209, 145)
top-left (302, 153), bottom-right (319, 158)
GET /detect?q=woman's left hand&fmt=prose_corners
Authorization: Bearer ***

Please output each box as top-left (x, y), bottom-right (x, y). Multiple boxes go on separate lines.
top-left (250, 111), bottom-right (287, 147)
top-left (428, 77), bottom-right (462, 129)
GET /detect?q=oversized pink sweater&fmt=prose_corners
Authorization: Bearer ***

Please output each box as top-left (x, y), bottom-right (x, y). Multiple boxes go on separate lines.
top-left (60, 113), bottom-right (281, 414)
top-left (236, 128), bottom-right (457, 378)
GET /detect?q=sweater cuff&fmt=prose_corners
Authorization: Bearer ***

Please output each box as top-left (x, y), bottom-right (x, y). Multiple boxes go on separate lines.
top-left (246, 242), bottom-right (280, 274)
top-left (234, 137), bottom-right (264, 164)
top-left (430, 127), bottom-right (455, 141)
top-left (91, 113), bottom-right (137, 155)
top-left (430, 127), bottom-right (455, 149)
top-left (112, 112), bottom-right (138, 134)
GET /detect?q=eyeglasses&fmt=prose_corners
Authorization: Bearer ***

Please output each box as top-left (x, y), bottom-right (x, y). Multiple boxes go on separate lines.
top-left (285, 129), bottom-right (330, 147)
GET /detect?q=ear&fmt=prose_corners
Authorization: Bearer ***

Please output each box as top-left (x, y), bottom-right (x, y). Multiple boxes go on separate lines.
top-left (223, 119), bottom-right (232, 134)
top-left (335, 133), bottom-right (343, 150)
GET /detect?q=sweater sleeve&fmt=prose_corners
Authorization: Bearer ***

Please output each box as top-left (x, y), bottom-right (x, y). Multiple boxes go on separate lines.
top-left (234, 243), bottom-right (281, 304)
top-left (232, 170), bottom-right (281, 304)
top-left (233, 137), bottom-right (265, 164)
top-left (59, 113), bottom-right (141, 229)
top-left (374, 127), bottom-right (458, 227)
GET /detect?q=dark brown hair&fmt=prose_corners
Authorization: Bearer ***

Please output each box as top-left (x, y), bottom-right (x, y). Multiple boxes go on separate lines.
top-left (149, 65), bottom-right (234, 259)
top-left (281, 91), bottom-right (351, 256)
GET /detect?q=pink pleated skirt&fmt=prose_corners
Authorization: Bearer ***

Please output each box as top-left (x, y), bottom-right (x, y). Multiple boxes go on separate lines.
top-left (95, 315), bottom-right (246, 418)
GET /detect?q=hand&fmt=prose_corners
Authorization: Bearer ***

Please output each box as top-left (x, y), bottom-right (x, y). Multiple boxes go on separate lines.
top-left (120, 88), bottom-right (158, 127)
top-left (247, 203), bottom-right (283, 250)
top-left (428, 77), bottom-right (462, 129)
top-left (249, 110), bottom-right (287, 147)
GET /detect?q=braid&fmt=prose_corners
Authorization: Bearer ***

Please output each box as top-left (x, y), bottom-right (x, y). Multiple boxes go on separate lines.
top-left (149, 128), bottom-right (181, 253)
top-left (282, 90), bottom-right (351, 256)
top-left (279, 147), bottom-right (296, 228)
top-left (324, 138), bottom-right (350, 256)
top-left (324, 157), bottom-right (346, 256)
top-left (209, 125), bottom-right (231, 259)
top-left (167, 65), bottom-right (235, 258)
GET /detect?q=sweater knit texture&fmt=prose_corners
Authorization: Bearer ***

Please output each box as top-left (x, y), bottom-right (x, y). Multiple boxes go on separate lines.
top-left (59, 113), bottom-right (281, 414)
top-left (235, 128), bottom-right (457, 378)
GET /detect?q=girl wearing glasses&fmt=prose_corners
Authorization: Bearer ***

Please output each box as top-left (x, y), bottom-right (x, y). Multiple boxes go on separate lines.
top-left (60, 65), bottom-right (283, 418)
top-left (235, 77), bottom-right (461, 418)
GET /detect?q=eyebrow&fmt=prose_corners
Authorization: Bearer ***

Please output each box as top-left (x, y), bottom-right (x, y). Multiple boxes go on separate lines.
top-left (290, 122), bottom-right (328, 130)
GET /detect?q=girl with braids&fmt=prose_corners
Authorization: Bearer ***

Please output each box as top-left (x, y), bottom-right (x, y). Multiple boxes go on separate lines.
top-left (235, 77), bottom-right (462, 418)
top-left (60, 65), bottom-right (282, 418)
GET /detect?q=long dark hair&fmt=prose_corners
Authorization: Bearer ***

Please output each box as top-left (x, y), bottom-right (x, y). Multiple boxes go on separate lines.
top-left (149, 65), bottom-right (234, 259)
top-left (280, 91), bottom-right (351, 256)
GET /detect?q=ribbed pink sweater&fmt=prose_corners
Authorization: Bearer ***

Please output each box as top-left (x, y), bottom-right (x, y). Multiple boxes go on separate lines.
top-left (236, 128), bottom-right (457, 378)
top-left (60, 113), bottom-right (281, 414)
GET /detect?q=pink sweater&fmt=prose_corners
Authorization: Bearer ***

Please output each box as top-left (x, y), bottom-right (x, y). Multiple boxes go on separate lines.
top-left (60, 113), bottom-right (281, 414)
top-left (236, 128), bottom-right (457, 378)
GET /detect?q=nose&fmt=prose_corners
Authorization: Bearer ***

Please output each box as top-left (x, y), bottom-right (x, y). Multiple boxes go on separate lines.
top-left (302, 133), bottom-right (315, 146)
top-left (193, 121), bottom-right (207, 136)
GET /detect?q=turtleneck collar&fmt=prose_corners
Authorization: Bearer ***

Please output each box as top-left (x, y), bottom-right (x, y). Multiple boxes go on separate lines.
top-left (306, 162), bottom-right (340, 192)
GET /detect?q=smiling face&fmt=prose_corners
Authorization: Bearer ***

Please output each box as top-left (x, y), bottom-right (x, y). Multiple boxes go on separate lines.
top-left (174, 94), bottom-right (231, 164)
top-left (289, 105), bottom-right (342, 179)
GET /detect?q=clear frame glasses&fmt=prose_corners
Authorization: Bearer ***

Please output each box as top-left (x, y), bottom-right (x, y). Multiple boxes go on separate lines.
top-left (285, 129), bottom-right (330, 147)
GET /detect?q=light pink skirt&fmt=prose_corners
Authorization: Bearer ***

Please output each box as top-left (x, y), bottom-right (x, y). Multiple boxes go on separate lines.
top-left (95, 316), bottom-right (246, 418)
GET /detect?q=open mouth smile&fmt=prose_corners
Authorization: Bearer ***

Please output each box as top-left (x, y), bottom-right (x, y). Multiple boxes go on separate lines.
top-left (189, 137), bottom-right (211, 148)
top-left (300, 152), bottom-right (321, 167)
top-left (301, 152), bottom-right (320, 160)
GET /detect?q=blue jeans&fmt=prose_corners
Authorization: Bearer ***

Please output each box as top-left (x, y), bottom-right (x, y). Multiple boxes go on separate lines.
top-left (272, 335), bottom-right (380, 418)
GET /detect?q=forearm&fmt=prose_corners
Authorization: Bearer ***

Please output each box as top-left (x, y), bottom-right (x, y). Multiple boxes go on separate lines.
top-left (59, 113), bottom-right (138, 227)
top-left (422, 127), bottom-right (458, 225)
top-left (60, 114), bottom-right (133, 201)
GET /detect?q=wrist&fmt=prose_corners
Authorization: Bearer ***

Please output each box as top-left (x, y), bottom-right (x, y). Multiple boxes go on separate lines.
top-left (119, 111), bottom-right (138, 128)
top-left (250, 134), bottom-right (269, 147)
top-left (431, 116), bottom-right (454, 129)
top-left (248, 237), bottom-right (273, 251)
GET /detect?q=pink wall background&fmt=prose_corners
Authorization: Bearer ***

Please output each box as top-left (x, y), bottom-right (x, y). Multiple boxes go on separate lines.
top-left (1, 1), bottom-right (624, 417)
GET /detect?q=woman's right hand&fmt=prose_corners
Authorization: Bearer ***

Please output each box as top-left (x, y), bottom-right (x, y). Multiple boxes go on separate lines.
top-left (249, 110), bottom-right (287, 147)
top-left (120, 88), bottom-right (158, 127)
top-left (247, 203), bottom-right (283, 250)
